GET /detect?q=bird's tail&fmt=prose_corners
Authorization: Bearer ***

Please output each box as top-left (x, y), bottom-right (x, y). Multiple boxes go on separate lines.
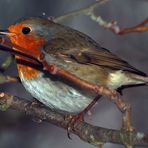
top-left (130, 74), bottom-right (148, 85)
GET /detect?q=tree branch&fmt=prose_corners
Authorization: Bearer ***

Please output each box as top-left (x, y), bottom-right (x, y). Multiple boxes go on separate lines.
top-left (0, 92), bottom-right (148, 147)
top-left (54, 1), bottom-right (148, 34)
top-left (54, 0), bottom-right (108, 22)
top-left (119, 18), bottom-right (148, 34)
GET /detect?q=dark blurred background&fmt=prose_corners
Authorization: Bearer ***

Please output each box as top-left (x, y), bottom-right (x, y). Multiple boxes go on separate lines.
top-left (0, 0), bottom-right (148, 148)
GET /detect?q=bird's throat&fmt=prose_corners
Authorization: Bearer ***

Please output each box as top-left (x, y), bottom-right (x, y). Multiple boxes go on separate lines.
top-left (16, 56), bottom-right (40, 80)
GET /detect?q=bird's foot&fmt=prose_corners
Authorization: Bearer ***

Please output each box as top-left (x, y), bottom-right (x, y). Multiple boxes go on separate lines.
top-left (65, 113), bottom-right (84, 139)
top-left (25, 98), bottom-right (44, 112)
top-left (31, 98), bottom-right (41, 105)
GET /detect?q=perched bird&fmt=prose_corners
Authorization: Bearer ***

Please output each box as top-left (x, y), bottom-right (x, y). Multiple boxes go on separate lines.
top-left (0, 17), bottom-right (148, 114)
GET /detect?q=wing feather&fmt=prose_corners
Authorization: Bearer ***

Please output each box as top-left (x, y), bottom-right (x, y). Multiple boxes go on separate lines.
top-left (43, 38), bottom-right (146, 76)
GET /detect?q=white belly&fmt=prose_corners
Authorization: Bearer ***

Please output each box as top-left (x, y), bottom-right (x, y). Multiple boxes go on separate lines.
top-left (20, 71), bottom-right (95, 113)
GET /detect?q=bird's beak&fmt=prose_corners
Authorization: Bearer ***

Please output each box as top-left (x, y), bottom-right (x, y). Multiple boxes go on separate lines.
top-left (0, 30), bottom-right (15, 36)
top-left (0, 29), bottom-right (10, 35)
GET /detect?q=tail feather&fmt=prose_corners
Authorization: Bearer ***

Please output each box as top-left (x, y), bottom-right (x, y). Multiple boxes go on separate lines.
top-left (130, 74), bottom-right (148, 84)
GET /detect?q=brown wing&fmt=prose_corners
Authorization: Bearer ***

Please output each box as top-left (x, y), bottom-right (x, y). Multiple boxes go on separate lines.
top-left (43, 38), bottom-right (146, 76)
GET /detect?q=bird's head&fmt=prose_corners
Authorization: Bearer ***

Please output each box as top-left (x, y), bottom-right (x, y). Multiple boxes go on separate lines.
top-left (0, 17), bottom-right (55, 56)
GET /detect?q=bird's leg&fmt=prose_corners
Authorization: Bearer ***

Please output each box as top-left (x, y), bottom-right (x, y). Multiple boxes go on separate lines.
top-left (66, 95), bottom-right (101, 138)
top-left (110, 92), bottom-right (134, 132)
top-left (31, 98), bottom-right (44, 106)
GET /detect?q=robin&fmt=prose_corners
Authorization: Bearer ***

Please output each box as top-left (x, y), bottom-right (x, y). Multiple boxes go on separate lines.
top-left (0, 17), bottom-right (147, 133)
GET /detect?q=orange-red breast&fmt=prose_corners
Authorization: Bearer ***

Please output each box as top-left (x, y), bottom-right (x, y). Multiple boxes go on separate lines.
top-left (0, 17), bottom-right (148, 113)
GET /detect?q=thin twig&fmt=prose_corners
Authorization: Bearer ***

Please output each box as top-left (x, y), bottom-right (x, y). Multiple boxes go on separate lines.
top-left (54, 1), bottom-right (148, 34)
top-left (0, 74), bottom-right (19, 84)
top-left (119, 18), bottom-right (148, 34)
top-left (54, 0), bottom-right (109, 22)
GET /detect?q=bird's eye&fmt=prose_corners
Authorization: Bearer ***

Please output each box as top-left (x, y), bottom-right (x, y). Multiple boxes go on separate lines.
top-left (22, 27), bottom-right (31, 34)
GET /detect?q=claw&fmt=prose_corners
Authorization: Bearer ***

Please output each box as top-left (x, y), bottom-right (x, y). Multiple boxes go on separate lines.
top-left (67, 127), bottom-right (72, 140)
top-left (65, 113), bottom-right (84, 139)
